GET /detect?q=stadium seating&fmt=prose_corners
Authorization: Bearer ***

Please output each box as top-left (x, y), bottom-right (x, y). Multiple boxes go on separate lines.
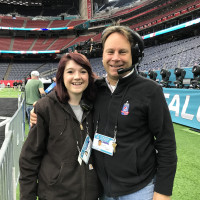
top-left (65, 35), bottom-right (95, 49)
top-left (0, 0), bottom-right (200, 81)
top-left (47, 37), bottom-right (75, 50)
top-left (92, 33), bottom-right (102, 43)
top-left (12, 38), bottom-right (35, 51)
top-left (25, 20), bottom-right (50, 28)
top-left (48, 20), bottom-right (70, 28)
top-left (140, 35), bottom-right (200, 71)
top-left (0, 62), bottom-right (9, 80)
top-left (0, 18), bottom-right (24, 27)
top-left (90, 57), bottom-right (105, 77)
top-left (129, 0), bottom-right (199, 30)
top-left (67, 20), bottom-right (87, 27)
top-left (37, 62), bottom-right (58, 78)
top-left (31, 38), bottom-right (56, 51)
top-left (7, 62), bottom-right (44, 80)
top-left (1, 33), bottom-right (200, 81)
top-left (0, 37), bottom-right (12, 50)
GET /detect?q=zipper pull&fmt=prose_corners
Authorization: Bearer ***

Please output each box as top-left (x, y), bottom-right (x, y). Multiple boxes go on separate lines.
top-left (80, 123), bottom-right (84, 130)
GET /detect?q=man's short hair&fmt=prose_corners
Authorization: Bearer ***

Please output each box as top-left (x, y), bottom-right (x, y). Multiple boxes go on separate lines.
top-left (31, 71), bottom-right (40, 77)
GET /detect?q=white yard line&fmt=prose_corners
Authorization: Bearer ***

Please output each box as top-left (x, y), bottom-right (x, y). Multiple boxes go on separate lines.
top-left (182, 128), bottom-right (200, 136)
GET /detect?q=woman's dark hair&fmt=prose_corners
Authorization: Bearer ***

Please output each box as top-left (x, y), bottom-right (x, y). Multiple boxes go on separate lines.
top-left (55, 52), bottom-right (96, 103)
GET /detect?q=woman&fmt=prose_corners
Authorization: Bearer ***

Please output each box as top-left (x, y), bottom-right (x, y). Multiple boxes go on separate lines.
top-left (19, 53), bottom-right (102, 200)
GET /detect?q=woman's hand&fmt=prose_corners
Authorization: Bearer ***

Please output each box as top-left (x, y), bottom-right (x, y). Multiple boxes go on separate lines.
top-left (30, 102), bottom-right (37, 127)
top-left (153, 192), bottom-right (171, 200)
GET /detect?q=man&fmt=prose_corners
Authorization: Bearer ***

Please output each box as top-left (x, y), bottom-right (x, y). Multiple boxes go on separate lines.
top-left (25, 70), bottom-right (45, 128)
top-left (92, 25), bottom-right (177, 200)
top-left (30, 25), bottom-right (177, 200)
top-left (13, 80), bottom-right (18, 90)
top-left (89, 38), bottom-right (94, 53)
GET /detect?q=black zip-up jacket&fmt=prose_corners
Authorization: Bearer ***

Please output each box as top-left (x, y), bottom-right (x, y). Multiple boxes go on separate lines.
top-left (93, 70), bottom-right (177, 197)
top-left (19, 91), bottom-right (102, 200)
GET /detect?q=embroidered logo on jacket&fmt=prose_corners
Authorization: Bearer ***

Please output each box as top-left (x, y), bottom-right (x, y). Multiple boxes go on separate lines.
top-left (121, 101), bottom-right (129, 115)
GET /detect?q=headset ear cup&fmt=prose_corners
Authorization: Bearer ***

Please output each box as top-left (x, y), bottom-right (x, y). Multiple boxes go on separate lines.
top-left (129, 30), bottom-right (144, 65)
top-left (132, 45), bottom-right (140, 65)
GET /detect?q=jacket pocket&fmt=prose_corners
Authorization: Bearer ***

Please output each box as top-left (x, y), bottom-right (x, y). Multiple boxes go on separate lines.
top-left (38, 158), bottom-right (81, 200)
top-left (49, 159), bottom-right (78, 186)
top-left (111, 147), bottom-right (139, 185)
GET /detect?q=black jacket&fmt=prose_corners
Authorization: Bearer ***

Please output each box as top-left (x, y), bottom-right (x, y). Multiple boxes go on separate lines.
top-left (19, 90), bottom-right (102, 200)
top-left (93, 70), bottom-right (177, 197)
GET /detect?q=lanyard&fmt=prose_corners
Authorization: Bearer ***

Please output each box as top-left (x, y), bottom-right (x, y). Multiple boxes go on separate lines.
top-left (95, 83), bottom-right (130, 144)
top-left (71, 116), bottom-right (90, 154)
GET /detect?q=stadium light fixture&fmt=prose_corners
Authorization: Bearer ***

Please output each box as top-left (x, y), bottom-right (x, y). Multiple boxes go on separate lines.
top-left (191, 64), bottom-right (200, 89)
top-left (160, 68), bottom-right (171, 88)
top-left (174, 68), bottom-right (186, 88)
top-left (148, 70), bottom-right (157, 81)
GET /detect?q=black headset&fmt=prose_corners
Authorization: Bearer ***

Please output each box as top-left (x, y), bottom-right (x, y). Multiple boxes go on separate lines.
top-left (102, 26), bottom-right (144, 74)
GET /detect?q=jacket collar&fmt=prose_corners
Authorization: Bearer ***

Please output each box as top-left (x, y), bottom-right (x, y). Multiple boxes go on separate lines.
top-left (47, 90), bottom-right (92, 122)
top-left (95, 69), bottom-right (138, 89)
top-left (118, 68), bottom-right (138, 84)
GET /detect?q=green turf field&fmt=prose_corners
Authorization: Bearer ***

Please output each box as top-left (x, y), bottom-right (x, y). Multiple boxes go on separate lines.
top-left (0, 88), bottom-right (22, 98)
top-left (172, 123), bottom-right (200, 200)
top-left (1, 89), bottom-right (199, 199)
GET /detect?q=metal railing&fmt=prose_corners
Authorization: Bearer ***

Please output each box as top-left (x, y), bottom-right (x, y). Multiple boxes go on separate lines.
top-left (0, 93), bottom-right (25, 200)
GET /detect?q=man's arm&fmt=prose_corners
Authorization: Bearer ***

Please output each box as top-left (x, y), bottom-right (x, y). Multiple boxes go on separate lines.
top-left (149, 86), bottom-right (177, 196)
top-left (39, 88), bottom-right (46, 97)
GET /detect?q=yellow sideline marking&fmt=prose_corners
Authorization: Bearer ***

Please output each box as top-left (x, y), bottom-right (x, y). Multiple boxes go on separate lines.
top-left (182, 128), bottom-right (200, 136)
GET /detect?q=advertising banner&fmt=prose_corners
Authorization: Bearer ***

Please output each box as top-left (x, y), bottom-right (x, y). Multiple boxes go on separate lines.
top-left (163, 88), bottom-right (200, 130)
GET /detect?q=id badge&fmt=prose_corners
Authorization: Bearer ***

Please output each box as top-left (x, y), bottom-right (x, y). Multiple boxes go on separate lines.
top-left (92, 133), bottom-right (114, 156)
top-left (80, 135), bottom-right (92, 164)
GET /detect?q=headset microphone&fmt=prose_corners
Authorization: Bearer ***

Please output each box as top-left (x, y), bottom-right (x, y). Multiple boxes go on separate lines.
top-left (117, 65), bottom-right (135, 75)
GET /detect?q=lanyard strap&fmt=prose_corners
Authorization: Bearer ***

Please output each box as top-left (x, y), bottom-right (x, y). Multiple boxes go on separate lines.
top-left (113, 85), bottom-right (130, 141)
top-left (71, 116), bottom-right (90, 153)
top-left (96, 83), bottom-right (130, 142)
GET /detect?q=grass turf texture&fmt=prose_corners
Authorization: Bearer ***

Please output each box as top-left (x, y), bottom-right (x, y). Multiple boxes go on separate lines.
top-left (172, 123), bottom-right (200, 200)
top-left (2, 89), bottom-right (199, 199)
top-left (0, 88), bottom-right (22, 98)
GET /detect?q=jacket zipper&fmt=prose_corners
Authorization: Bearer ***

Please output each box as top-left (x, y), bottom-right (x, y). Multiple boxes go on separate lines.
top-left (72, 110), bottom-right (90, 200)
top-left (103, 83), bottom-right (130, 196)
top-left (56, 103), bottom-right (89, 199)
top-left (80, 123), bottom-right (84, 130)
top-left (79, 122), bottom-right (86, 200)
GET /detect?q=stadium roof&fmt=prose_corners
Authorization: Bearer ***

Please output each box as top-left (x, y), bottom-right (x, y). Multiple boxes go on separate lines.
top-left (0, 0), bottom-right (79, 7)
top-left (0, 0), bottom-right (80, 16)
